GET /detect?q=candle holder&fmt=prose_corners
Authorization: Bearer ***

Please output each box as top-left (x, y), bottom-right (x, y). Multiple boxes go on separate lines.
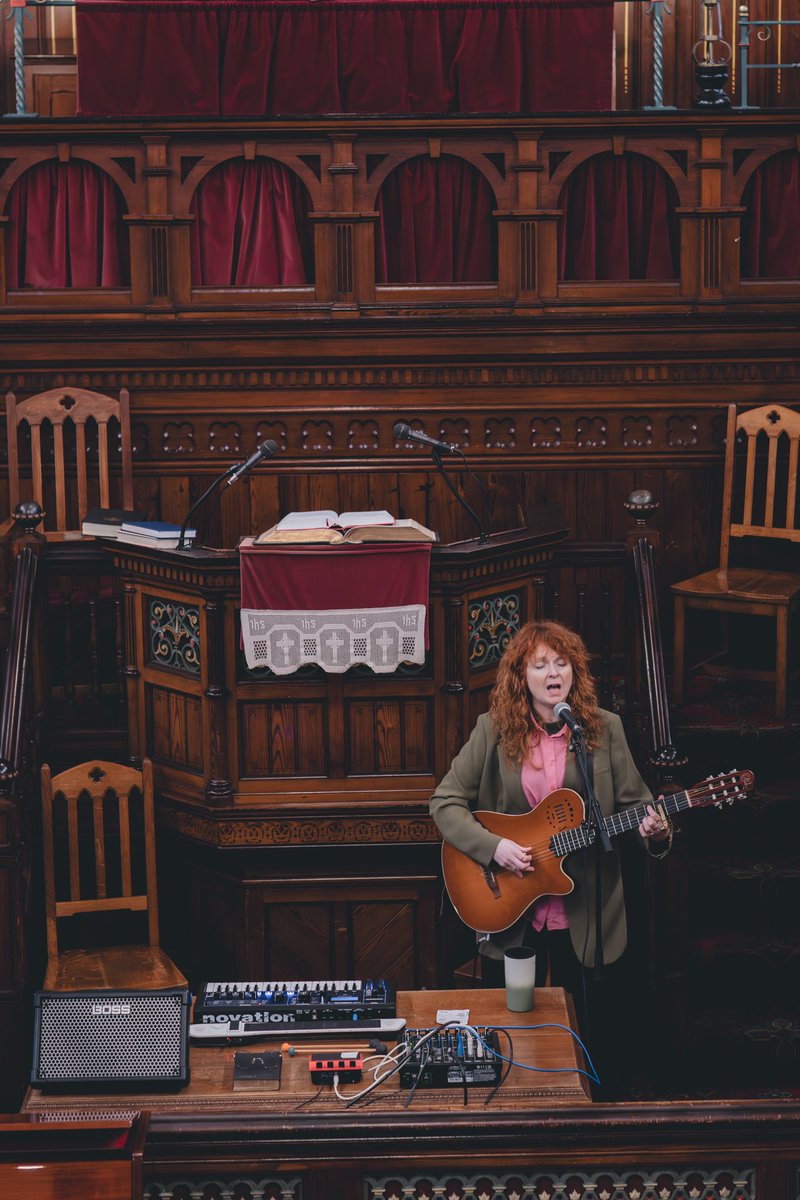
top-left (693, 0), bottom-right (732, 106)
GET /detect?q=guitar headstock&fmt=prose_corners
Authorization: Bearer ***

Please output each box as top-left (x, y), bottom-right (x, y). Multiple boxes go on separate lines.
top-left (688, 768), bottom-right (755, 809)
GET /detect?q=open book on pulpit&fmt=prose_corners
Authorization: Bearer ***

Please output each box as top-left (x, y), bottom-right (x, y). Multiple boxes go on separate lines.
top-left (254, 510), bottom-right (438, 545)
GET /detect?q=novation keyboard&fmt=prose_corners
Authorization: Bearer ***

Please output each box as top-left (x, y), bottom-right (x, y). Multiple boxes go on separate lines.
top-left (190, 1017), bottom-right (406, 1042)
top-left (194, 979), bottom-right (396, 1026)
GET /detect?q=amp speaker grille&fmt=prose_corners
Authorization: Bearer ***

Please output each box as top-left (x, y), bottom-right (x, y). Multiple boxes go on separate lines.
top-left (32, 988), bottom-right (190, 1089)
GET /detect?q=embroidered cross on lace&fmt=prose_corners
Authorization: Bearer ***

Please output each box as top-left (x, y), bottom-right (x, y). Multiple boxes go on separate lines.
top-left (240, 605), bottom-right (426, 673)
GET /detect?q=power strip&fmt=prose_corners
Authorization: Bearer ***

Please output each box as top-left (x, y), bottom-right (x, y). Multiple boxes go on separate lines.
top-left (309, 1053), bottom-right (363, 1084)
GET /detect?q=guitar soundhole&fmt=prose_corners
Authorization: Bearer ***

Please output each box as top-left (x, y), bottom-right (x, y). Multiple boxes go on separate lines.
top-left (548, 799), bottom-right (581, 831)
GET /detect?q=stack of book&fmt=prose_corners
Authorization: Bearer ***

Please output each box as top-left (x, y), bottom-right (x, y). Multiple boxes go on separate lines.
top-left (254, 510), bottom-right (437, 545)
top-left (115, 520), bottom-right (195, 550)
top-left (81, 507), bottom-right (147, 538)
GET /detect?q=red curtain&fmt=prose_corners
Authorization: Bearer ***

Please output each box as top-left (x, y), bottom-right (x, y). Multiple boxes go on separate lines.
top-left (190, 158), bottom-right (313, 286)
top-left (558, 153), bottom-right (679, 281)
top-left (76, 0), bottom-right (614, 118)
top-left (741, 151), bottom-right (800, 279)
top-left (375, 155), bottom-right (496, 283)
top-left (6, 160), bottom-right (129, 289)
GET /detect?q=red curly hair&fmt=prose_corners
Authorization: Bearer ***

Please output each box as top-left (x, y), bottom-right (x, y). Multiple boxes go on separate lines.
top-left (488, 620), bottom-right (602, 762)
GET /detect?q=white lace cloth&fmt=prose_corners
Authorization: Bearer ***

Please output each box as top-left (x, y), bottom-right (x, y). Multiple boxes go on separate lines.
top-left (241, 605), bottom-right (426, 673)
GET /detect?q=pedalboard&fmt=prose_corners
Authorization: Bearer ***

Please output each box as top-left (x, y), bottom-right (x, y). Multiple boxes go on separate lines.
top-left (309, 1053), bottom-right (363, 1084)
top-left (398, 1026), bottom-right (502, 1089)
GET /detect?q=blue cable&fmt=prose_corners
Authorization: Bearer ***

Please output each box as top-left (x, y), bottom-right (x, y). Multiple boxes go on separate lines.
top-left (476, 1022), bottom-right (601, 1086)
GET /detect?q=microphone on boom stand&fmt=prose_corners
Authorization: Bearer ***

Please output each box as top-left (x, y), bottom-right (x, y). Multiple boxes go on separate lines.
top-left (177, 440), bottom-right (280, 551)
top-left (392, 420), bottom-right (490, 544)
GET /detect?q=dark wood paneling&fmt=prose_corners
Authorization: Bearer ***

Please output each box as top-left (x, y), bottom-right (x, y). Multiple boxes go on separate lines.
top-left (146, 685), bottom-right (202, 773)
top-left (239, 700), bottom-right (327, 778)
top-left (351, 900), bottom-right (416, 987)
top-left (268, 902), bottom-right (335, 979)
top-left (345, 697), bottom-right (433, 776)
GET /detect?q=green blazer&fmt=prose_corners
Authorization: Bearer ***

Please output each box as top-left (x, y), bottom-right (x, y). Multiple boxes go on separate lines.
top-left (430, 708), bottom-right (658, 967)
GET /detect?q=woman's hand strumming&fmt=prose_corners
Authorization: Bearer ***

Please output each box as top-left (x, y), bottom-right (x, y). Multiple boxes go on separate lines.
top-left (493, 837), bottom-right (534, 877)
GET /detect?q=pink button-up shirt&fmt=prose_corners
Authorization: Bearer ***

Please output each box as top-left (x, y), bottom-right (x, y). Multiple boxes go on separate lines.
top-left (520, 722), bottom-right (570, 932)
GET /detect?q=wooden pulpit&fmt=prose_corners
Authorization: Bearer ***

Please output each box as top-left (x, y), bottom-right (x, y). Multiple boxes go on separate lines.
top-left (110, 526), bottom-right (566, 987)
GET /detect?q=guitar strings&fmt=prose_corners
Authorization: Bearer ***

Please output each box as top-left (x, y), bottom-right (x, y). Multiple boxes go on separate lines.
top-left (479, 779), bottom-right (742, 870)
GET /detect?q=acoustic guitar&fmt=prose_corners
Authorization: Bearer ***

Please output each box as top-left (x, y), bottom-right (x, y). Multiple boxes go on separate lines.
top-left (441, 768), bottom-right (755, 933)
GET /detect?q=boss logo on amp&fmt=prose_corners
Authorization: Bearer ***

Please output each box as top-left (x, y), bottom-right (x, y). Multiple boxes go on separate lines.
top-left (91, 1002), bottom-right (131, 1015)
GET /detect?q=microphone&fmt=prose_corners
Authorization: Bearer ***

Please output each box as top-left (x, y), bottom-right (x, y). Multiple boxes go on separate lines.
top-left (553, 701), bottom-right (583, 733)
top-left (392, 421), bottom-right (458, 456)
top-left (177, 439), bottom-right (280, 549)
top-left (226, 440), bottom-right (279, 486)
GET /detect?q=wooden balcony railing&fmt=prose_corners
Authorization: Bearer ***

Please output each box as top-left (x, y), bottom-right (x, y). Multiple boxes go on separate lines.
top-left (0, 112), bottom-right (798, 318)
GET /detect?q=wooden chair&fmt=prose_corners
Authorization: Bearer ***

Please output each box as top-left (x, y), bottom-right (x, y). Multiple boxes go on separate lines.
top-left (6, 387), bottom-right (133, 535)
top-left (672, 403), bottom-right (800, 719)
top-left (40, 758), bottom-right (186, 991)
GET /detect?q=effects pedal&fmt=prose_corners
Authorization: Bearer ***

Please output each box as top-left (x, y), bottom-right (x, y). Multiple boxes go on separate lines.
top-left (398, 1026), bottom-right (502, 1089)
top-left (309, 1053), bottom-right (363, 1084)
top-left (232, 1050), bottom-right (282, 1091)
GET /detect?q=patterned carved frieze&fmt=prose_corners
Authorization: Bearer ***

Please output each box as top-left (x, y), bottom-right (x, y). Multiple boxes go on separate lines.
top-left (365, 1168), bottom-right (756, 1200)
top-left (6, 358), bottom-right (800, 394)
top-left (367, 1171), bottom-right (753, 1200)
top-left (32, 407), bottom-right (735, 466)
top-left (146, 1177), bottom-right (302, 1200)
top-left (159, 807), bottom-right (438, 847)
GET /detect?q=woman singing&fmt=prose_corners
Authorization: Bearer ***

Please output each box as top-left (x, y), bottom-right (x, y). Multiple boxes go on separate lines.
top-left (430, 619), bottom-right (671, 1005)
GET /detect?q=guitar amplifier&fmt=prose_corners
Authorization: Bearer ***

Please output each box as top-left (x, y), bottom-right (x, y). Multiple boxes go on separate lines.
top-left (31, 988), bottom-right (191, 1089)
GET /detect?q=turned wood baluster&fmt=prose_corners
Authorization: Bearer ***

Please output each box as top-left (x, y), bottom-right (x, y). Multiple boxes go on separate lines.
top-left (203, 597), bottom-right (234, 803)
top-left (114, 595), bottom-right (125, 719)
top-left (0, 505), bottom-right (43, 785)
top-left (88, 595), bottom-right (101, 705)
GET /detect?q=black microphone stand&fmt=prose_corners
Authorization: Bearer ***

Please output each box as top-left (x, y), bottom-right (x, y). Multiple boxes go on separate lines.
top-left (431, 448), bottom-right (490, 544)
top-left (176, 461), bottom-right (240, 551)
top-left (568, 723), bottom-right (613, 984)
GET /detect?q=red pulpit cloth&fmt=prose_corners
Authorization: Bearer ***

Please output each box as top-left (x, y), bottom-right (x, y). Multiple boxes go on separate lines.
top-left (239, 541), bottom-right (432, 673)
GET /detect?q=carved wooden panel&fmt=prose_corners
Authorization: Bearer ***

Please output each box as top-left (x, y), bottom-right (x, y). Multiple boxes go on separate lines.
top-left (345, 697), bottom-right (432, 775)
top-left (146, 1181), bottom-right (302, 1200)
top-left (147, 597), bottom-right (200, 675)
top-left (468, 592), bottom-right (522, 669)
top-left (146, 684), bottom-right (203, 773)
top-left (239, 700), bottom-right (327, 777)
top-left (366, 1167), bottom-right (757, 1200)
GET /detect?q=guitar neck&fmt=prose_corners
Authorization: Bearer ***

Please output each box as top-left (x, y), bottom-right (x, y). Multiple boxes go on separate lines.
top-left (555, 787), bottom-right (695, 855)
top-left (604, 788), bottom-right (694, 839)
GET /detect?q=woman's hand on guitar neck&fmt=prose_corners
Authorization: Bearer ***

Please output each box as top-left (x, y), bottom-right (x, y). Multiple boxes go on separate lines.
top-left (493, 837), bottom-right (534, 877)
top-left (639, 800), bottom-right (672, 843)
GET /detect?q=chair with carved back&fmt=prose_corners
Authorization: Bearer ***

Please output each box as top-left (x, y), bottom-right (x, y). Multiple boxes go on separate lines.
top-left (672, 403), bottom-right (800, 719)
top-left (40, 758), bottom-right (186, 991)
top-left (5, 387), bottom-right (133, 535)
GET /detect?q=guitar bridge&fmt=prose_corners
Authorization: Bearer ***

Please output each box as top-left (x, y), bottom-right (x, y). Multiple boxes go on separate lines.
top-left (481, 865), bottom-right (501, 899)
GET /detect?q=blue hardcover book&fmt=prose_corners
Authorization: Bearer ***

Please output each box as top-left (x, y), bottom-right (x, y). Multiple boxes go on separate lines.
top-left (120, 520), bottom-right (186, 539)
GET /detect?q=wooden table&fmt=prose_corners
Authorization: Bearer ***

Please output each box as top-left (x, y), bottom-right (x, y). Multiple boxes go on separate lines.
top-left (23, 988), bottom-right (592, 1116)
